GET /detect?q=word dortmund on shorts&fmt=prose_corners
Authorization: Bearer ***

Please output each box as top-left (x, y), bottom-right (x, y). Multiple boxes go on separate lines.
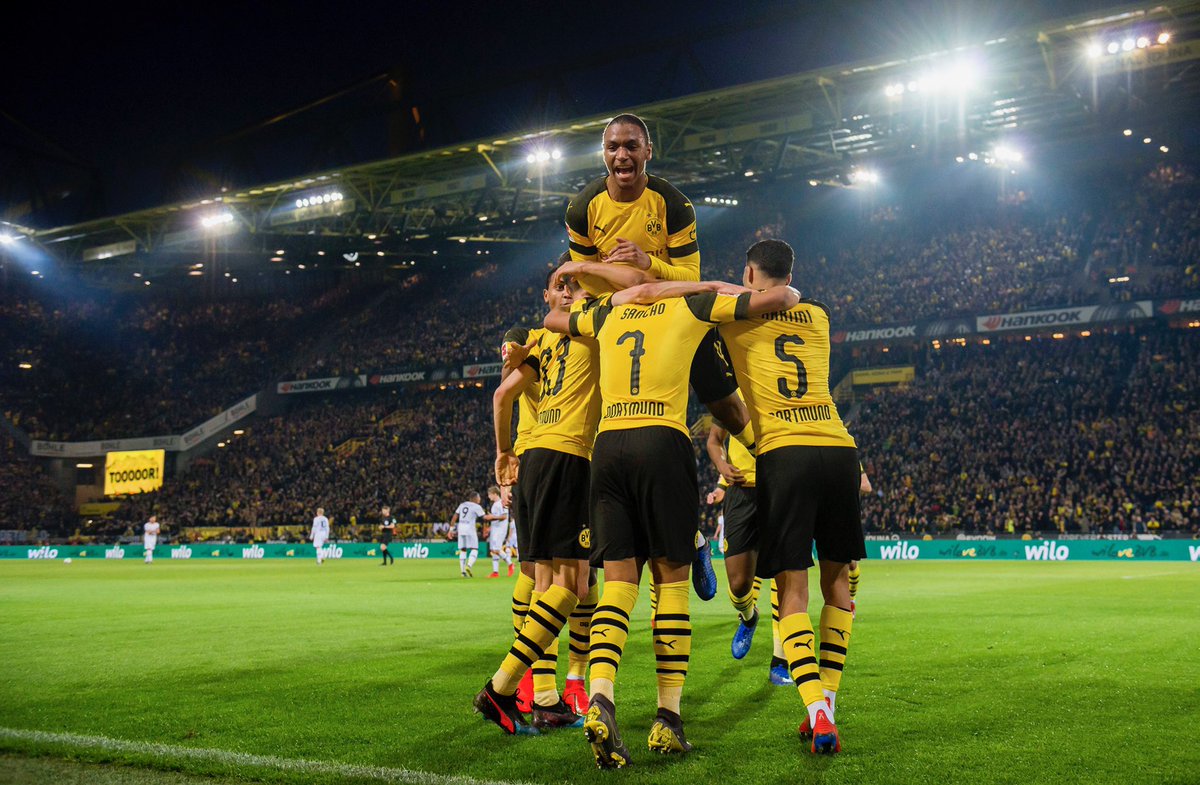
top-left (604, 400), bottom-right (667, 419)
top-left (770, 403), bottom-right (833, 423)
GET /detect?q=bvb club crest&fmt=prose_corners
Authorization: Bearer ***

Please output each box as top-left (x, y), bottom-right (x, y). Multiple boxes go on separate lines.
top-left (578, 527), bottom-right (592, 548)
top-left (645, 217), bottom-right (662, 236)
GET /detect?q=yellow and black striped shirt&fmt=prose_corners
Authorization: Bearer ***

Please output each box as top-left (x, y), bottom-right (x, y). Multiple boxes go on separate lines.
top-left (717, 300), bottom-right (856, 453)
top-left (515, 328), bottom-right (601, 460)
top-left (501, 326), bottom-right (543, 456)
top-left (568, 292), bottom-right (744, 436)
top-left (565, 174), bottom-right (700, 294)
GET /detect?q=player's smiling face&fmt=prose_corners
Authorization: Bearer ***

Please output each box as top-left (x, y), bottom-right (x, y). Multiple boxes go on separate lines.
top-left (603, 123), bottom-right (651, 188)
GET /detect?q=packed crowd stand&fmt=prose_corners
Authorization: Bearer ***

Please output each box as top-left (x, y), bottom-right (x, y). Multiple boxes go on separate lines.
top-left (2, 164), bottom-right (1198, 540)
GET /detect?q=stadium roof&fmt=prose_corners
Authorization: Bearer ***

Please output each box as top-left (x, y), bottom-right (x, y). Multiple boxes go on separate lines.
top-left (22, 0), bottom-right (1200, 267)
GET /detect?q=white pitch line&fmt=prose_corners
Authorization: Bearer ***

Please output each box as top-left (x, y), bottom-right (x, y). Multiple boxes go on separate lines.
top-left (0, 727), bottom-right (532, 785)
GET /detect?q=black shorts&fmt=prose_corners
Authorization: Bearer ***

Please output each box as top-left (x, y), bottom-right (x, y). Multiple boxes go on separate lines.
top-left (513, 458), bottom-right (533, 558)
top-left (755, 446), bottom-right (865, 577)
top-left (690, 329), bottom-right (739, 405)
top-left (722, 484), bottom-right (758, 557)
top-left (520, 448), bottom-right (591, 561)
top-left (380, 532), bottom-right (393, 545)
top-left (589, 427), bottom-right (698, 567)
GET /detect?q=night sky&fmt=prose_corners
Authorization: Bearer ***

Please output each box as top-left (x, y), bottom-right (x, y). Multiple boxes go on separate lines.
top-left (2, 0), bottom-right (1119, 222)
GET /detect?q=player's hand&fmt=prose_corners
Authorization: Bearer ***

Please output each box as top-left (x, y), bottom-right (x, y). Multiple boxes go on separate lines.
top-left (501, 338), bottom-right (536, 372)
top-left (606, 238), bottom-right (652, 270)
top-left (500, 485), bottom-right (513, 506)
top-left (496, 450), bottom-right (520, 486)
top-left (714, 457), bottom-right (744, 485)
top-left (554, 261), bottom-right (585, 282)
top-left (705, 487), bottom-right (726, 506)
top-left (860, 472), bottom-right (873, 494)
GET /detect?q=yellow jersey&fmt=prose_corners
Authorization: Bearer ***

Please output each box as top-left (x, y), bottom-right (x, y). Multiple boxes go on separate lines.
top-left (718, 299), bottom-right (856, 453)
top-left (502, 326), bottom-right (543, 456)
top-left (517, 329), bottom-right (601, 460)
top-left (565, 174), bottom-right (700, 294)
top-left (568, 292), bottom-right (743, 437)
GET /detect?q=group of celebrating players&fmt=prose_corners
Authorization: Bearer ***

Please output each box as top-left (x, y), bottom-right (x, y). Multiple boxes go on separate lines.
top-left (469, 113), bottom-right (867, 765)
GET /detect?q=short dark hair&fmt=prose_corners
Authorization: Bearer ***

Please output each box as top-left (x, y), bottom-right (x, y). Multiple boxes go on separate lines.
top-left (605, 113), bottom-right (651, 145)
top-left (746, 239), bottom-right (794, 280)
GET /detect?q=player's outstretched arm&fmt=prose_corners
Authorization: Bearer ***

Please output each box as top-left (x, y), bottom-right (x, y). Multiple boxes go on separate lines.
top-left (555, 260), bottom-right (649, 292)
top-left (612, 279), bottom-right (721, 305)
top-left (493, 364), bottom-right (537, 485)
top-left (544, 309), bottom-right (571, 334)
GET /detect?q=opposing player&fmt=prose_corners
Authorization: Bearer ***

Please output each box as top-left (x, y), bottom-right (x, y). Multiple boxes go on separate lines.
top-left (451, 493), bottom-right (486, 577)
top-left (379, 506), bottom-right (396, 566)
top-left (545, 271), bottom-right (798, 766)
top-left (705, 419), bottom-right (792, 686)
top-left (503, 486), bottom-right (519, 571)
top-left (564, 113), bottom-right (755, 601)
top-left (484, 486), bottom-right (513, 578)
top-left (474, 267), bottom-right (600, 734)
top-left (714, 239), bottom-right (866, 754)
top-left (310, 507), bottom-right (330, 565)
top-left (143, 515), bottom-right (160, 564)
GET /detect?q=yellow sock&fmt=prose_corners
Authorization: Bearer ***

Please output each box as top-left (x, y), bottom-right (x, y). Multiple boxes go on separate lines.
top-left (728, 586), bottom-right (756, 622)
top-left (780, 612), bottom-right (824, 708)
top-left (770, 581), bottom-right (784, 660)
top-left (492, 584), bottom-right (577, 695)
top-left (511, 572), bottom-right (534, 638)
top-left (653, 581), bottom-right (691, 714)
top-left (567, 582), bottom-right (598, 680)
top-left (532, 635), bottom-right (559, 707)
top-left (848, 564), bottom-right (861, 599)
top-left (649, 583), bottom-right (658, 619)
top-left (730, 419), bottom-right (756, 455)
top-left (819, 605), bottom-right (853, 694)
top-left (588, 580), bottom-right (638, 703)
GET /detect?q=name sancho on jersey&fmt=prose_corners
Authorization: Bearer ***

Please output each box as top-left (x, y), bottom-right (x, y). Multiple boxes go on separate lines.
top-left (568, 292), bottom-right (747, 435)
top-left (718, 299), bottom-right (856, 453)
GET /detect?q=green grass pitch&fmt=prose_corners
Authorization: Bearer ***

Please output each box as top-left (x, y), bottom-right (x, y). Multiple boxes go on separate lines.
top-left (1, 559), bottom-right (1198, 784)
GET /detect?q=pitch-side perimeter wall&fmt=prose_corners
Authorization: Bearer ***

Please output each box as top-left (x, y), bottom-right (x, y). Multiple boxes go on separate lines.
top-left (6, 540), bottom-right (1199, 561)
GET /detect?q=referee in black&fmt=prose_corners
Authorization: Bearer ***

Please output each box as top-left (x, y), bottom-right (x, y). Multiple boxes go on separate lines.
top-left (379, 505), bottom-right (396, 565)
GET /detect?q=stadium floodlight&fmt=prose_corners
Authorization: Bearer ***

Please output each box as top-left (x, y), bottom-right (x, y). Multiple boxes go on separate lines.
top-left (993, 146), bottom-right (1023, 163)
top-left (18, 362), bottom-right (32, 370)
top-left (1136, 36), bottom-right (1150, 49)
top-left (1158, 32), bottom-right (1170, 44)
top-left (551, 149), bottom-right (562, 160)
top-left (1086, 42), bottom-right (1103, 59)
top-left (1160, 146), bottom-right (1169, 153)
top-left (968, 152), bottom-right (979, 160)
top-left (1143, 137), bottom-right (1152, 144)
top-left (1123, 129), bottom-right (1133, 136)
top-left (1107, 41), bottom-right (1120, 54)
top-left (31, 270), bottom-right (39, 276)
top-left (144, 280), bottom-right (151, 286)
top-left (955, 156), bottom-right (965, 163)
top-left (0, 234), bottom-right (16, 245)
top-left (377, 251), bottom-right (385, 257)
top-left (1122, 38), bottom-right (1135, 51)
top-left (200, 211), bottom-right (234, 229)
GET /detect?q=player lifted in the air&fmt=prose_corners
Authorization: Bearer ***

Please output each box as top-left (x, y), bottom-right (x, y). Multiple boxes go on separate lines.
top-left (451, 493), bottom-right (486, 577)
top-left (714, 239), bottom-right (866, 755)
top-left (565, 112), bottom-right (756, 602)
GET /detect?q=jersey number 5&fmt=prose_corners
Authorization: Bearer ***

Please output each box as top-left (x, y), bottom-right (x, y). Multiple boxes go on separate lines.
top-left (775, 334), bottom-right (808, 399)
top-left (617, 330), bottom-right (645, 395)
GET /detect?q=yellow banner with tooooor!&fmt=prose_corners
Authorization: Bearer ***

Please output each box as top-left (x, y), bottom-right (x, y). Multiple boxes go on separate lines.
top-left (104, 450), bottom-right (165, 496)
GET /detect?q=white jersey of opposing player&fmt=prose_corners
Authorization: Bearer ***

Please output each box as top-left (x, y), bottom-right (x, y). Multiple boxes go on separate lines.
top-left (144, 521), bottom-right (160, 548)
top-left (487, 500), bottom-right (510, 550)
top-left (311, 515), bottom-right (330, 543)
top-left (456, 502), bottom-right (485, 537)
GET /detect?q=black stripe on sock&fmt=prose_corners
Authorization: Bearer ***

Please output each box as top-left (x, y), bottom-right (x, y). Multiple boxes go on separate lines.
top-left (784, 630), bottom-right (814, 644)
top-left (652, 627), bottom-right (692, 636)
top-left (794, 672), bottom-right (820, 685)
top-left (590, 642), bottom-right (624, 656)
top-left (590, 656), bottom-right (619, 671)
top-left (525, 610), bottom-right (561, 636)
top-left (594, 604), bottom-right (630, 621)
top-left (655, 613), bottom-right (690, 622)
top-left (655, 654), bottom-right (690, 663)
top-left (656, 667), bottom-right (689, 675)
top-left (820, 643), bottom-right (848, 656)
top-left (592, 617), bottom-right (629, 634)
top-left (819, 659), bottom-right (845, 671)
top-left (533, 600), bottom-right (567, 626)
